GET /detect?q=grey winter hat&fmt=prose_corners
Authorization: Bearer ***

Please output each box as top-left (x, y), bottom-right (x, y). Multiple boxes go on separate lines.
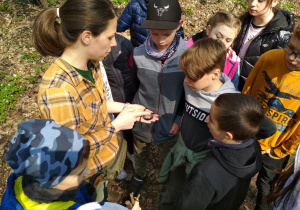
top-left (5, 119), bottom-right (86, 188)
top-left (141, 0), bottom-right (181, 30)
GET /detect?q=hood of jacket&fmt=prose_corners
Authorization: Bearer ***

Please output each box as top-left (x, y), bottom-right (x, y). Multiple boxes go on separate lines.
top-left (240, 9), bottom-right (294, 36)
top-left (195, 73), bottom-right (240, 98)
top-left (260, 9), bottom-right (294, 35)
top-left (210, 138), bottom-right (262, 179)
top-left (184, 73), bottom-right (239, 115)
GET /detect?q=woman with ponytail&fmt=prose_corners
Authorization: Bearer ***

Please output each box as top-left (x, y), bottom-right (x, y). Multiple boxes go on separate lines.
top-left (32, 0), bottom-right (157, 201)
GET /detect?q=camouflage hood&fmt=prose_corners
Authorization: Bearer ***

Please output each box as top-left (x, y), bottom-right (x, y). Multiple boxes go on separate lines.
top-left (5, 119), bottom-right (86, 188)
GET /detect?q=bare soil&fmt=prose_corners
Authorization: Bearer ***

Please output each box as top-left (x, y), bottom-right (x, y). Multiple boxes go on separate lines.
top-left (0, 0), bottom-right (299, 209)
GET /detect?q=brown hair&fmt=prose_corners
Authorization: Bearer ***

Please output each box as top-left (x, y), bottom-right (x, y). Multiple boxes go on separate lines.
top-left (214, 93), bottom-right (264, 141)
top-left (266, 162), bottom-right (300, 208)
top-left (248, 0), bottom-right (280, 12)
top-left (293, 24), bottom-right (300, 40)
top-left (32, 0), bottom-right (117, 57)
top-left (207, 10), bottom-right (242, 36)
top-left (180, 38), bottom-right (227, 81)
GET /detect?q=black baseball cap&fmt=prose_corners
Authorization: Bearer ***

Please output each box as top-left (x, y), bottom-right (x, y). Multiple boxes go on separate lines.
top-left (141, 0), bottom-right (181, 30)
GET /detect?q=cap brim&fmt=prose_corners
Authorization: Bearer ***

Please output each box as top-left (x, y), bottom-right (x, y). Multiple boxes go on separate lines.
top-left (141, 20), bottom-right (179, 30)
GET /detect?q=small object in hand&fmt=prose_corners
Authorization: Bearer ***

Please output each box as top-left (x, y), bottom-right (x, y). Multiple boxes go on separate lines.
top-left (125, 200), bottom-right (133, 209)
top-left (143, 113), bottom-right (153, 120)
top-left (135, 194), bottom-right (140, 202)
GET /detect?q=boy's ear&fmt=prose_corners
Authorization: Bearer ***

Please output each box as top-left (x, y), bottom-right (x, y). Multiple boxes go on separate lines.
top-left (225, 132), bottom-right (233, 140)
top-left (176, 20), bottom-right (184, 31)
top-left (206, 25), bottom-right (212, 37)
top-left (81, 30), bottom-right (92, 45)
top-left (212, 68), bottom-right (221, 80)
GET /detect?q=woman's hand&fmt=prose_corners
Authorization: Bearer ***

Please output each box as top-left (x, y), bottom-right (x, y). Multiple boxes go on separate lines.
top-left (127, 104), bottom-right (147, 111)
top-left (112, 108), bottom-right (158, 132)
top-left (127, 104), bottom-right (159, 124)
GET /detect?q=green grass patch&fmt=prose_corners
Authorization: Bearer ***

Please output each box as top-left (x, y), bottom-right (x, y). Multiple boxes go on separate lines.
top-left (21, 51), bottom-right (40, 62)
top-left (0, 74), bottom-right (26, 123)
top-left (235, 0), bottom-right (248, 10)
top-left (25, 75), bottom-right (38, 84)
top-left (0, 1), bottom-right (10, 11)
top-left (182, 8), bottom-right (194, 15)
top-left (112, 0), bottom-right (130, 5)
top-left (280, 2), bottom-right (296, 10)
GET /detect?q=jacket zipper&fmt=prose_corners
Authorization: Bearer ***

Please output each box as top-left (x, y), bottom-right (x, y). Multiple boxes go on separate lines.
top-left (151, 59), bottom-right (165, 141)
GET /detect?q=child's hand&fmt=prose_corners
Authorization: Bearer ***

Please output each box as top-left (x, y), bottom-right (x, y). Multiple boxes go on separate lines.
top-left (169, 123), bottom-right (179, 136)
top-left (262, 149), bottom-right (280, 159)
top-left (131, 201), bottom-right (141, 210)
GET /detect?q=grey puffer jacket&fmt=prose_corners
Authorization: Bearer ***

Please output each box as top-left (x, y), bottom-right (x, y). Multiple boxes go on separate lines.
top-left (233, 9), bottom-right (294, 91)
top-left (131, 38), bottom-right (189, 144)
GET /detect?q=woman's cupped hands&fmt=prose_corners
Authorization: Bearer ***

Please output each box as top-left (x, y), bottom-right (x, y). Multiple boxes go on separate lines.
top-left (112, 104), bottom-right (158, 132)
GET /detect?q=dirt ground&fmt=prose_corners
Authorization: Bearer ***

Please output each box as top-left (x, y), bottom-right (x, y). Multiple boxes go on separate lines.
top-left (0, 0), bottom-right (299, 209)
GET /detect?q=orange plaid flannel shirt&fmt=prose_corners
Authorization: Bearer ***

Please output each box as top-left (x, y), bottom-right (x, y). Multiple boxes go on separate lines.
top-left (38, 58), bottom-right (118, 175)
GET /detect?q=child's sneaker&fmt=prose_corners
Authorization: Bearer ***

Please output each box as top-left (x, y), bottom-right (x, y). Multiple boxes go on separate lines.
top-left (127, 174), bottom-right (146, 197)
top-left (116, 169), bottom-right (128, 180)
top-left (127, 151), bottom-right (135, 169)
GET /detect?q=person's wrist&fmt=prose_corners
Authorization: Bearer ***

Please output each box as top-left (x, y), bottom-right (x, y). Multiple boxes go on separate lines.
top-left (111, 120), bottom-right (120, 133)
top-left (122, 102), bottom-right (130, 110)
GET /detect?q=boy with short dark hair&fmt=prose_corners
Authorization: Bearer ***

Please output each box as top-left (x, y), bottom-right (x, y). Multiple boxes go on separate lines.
top-left (174, 93), bottom-right (264, 210)
top-left (243, 24), bottom-right (300, 210)
top-left (128, 0), bottom-right (189, 196)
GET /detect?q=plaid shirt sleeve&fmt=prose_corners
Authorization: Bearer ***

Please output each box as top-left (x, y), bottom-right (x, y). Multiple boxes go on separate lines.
top-left (38, 61), bottom-right (119, 175)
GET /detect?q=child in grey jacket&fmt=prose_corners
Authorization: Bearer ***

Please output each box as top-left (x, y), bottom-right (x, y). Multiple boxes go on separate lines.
top-left (127, 0), bottom-right (189, 197)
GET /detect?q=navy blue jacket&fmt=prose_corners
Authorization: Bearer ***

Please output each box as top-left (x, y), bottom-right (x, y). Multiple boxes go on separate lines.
top-left (117, 0), bottom-right (184, 47)
top-left (0, 173), bottom-right (92, 210)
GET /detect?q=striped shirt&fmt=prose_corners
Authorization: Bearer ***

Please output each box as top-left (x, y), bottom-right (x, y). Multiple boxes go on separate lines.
top-left (38, 58), bottom-right (118, 175)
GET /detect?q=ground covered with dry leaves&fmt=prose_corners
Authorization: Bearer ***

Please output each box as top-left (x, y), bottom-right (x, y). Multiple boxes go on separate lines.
top-left (0, 0), bottom-right (299, 209)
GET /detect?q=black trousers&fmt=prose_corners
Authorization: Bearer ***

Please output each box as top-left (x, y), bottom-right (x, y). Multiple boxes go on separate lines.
top-left (122, 129), bottom-right (134, 154)
top-left (255, 154), bottom-right (290, 210)
top-left (159, 165), bottom-right (187, 210)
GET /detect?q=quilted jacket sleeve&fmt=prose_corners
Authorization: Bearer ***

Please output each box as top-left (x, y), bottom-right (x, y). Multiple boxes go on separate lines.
top-left (117, 2), bottom-right (134, 32)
